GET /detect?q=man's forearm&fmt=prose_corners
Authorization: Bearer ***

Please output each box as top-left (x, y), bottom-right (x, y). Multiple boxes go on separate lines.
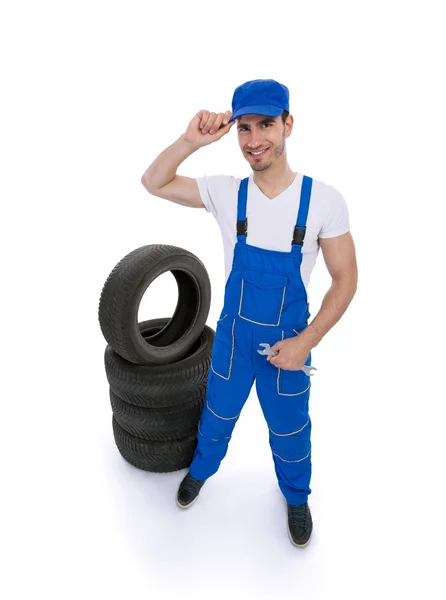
top-left (299, 277), bottom-right (357, 350)
top-left (141, 134), bottom-right (199, 190)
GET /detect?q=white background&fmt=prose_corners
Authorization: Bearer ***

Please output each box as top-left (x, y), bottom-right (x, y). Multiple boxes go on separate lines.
top-left (2, 1), bottom-right (445, 598)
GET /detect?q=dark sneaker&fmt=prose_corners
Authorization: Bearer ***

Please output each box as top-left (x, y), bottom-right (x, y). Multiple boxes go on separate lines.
top-left (287, 502), bottom-right (313, 548)
top-left (176, 472), bottom-right (206, 509)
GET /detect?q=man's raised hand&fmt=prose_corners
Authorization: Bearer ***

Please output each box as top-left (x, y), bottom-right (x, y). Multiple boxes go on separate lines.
top-left (183, 110), bottom-right (236, 147)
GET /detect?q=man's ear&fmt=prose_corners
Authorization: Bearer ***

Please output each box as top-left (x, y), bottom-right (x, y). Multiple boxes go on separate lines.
top-left (284, 114), bottom-right (294, 138)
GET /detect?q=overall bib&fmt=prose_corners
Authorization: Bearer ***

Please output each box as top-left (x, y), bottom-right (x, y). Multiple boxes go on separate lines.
top-left (189, 175), bottom-right (314, 506)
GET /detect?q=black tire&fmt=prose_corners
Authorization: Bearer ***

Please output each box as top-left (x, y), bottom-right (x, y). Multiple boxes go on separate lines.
top-left (109, 387), bottom-right (204, 441)
top-left (112, 416), bottom-right (197, 473)
top-left (98, 244), bottom-right (211, 365)
top-left (104, 318), bottom-right (214, 408)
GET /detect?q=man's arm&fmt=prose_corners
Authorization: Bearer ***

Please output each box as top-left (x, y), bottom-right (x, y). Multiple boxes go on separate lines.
top-left (299, 231), bottom-right (358, 350)
top-left (140, 110), bottom-right (234, 208)
top-left (141, 136), bottom-right (205, 209)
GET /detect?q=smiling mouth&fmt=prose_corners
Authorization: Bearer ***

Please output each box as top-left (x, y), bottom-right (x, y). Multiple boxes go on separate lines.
top-left (248, 148), bottom-right (269, 157)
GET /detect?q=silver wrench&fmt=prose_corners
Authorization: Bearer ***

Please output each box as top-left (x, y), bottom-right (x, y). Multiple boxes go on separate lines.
top-left (257, 342), bottom-right (278, 356)
top-left (257, 343), bottom-right (317, 376)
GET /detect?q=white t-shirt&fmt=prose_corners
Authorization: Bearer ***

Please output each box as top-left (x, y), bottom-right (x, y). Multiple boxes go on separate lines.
top-left (196, 172), bottom-right (350, 292)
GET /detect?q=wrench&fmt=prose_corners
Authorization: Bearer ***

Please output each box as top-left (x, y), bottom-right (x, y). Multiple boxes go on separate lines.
top-left (257, 342), bottom-right (278, 356)
top-left (257, 343), bottom-right (317, 376)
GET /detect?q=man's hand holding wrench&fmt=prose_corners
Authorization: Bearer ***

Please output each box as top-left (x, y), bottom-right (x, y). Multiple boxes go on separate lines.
top-left (257, 339), bottom-right (317, 376)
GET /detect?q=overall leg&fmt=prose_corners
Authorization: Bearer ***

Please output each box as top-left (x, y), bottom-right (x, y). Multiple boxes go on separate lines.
top-left (254, 328), bottom-right (312, 505)
top-left (189, 316), bottom-right (255, 481)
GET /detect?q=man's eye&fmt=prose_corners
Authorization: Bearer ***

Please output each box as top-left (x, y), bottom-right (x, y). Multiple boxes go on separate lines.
top-left (239, 124), bottom-right (272, 132)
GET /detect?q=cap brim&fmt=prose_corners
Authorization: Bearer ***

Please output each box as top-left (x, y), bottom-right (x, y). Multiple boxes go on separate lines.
top-left (228, 104), bottom-right (284, 123)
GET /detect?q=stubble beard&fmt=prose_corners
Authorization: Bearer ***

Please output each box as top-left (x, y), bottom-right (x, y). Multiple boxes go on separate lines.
top-left (249, 135), bottom-right (286, 172)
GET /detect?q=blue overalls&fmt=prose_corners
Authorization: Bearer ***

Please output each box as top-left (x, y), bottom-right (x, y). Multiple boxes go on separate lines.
top-left (189, 175), bottom-right (314, 506)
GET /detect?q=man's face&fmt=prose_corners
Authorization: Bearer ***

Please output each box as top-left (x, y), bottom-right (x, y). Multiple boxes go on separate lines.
top-left (236, 114), bottom-right (290, 172)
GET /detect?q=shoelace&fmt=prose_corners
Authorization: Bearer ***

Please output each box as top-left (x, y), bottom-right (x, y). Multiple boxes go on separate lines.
top-left (288, 504), bottom-right (308, 529)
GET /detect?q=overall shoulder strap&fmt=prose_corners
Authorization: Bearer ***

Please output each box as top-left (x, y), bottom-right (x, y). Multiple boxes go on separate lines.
top-left (292, 175), bottom-right (313, 246)
top-left (236, 177), bottom-right (249, 239)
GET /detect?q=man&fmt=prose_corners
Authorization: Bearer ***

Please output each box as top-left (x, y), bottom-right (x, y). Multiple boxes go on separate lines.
top-left (141, 79), bottom-right (358, 548)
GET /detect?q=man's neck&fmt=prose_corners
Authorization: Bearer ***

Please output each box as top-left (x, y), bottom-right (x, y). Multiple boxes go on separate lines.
top-left (252, 162), bottom-right (296, 197)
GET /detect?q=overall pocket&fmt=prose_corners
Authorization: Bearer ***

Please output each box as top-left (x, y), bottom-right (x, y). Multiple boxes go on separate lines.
top-left (211, 316), bottom-right (236, 380)
top-left (238, 268), bottom-right (288, 326)
top-left (277, 329), bottom-right (311, 396)
top-left (277, 367), bottom-right (311, 396)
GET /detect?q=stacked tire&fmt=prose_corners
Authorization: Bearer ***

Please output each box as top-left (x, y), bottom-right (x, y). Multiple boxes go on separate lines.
top-left (98, 244), bottom-right (215, 473)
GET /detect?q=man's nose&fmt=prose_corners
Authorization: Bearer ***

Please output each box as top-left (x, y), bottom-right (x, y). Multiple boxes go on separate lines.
top-left (247, 133), bottom-right (263, 148)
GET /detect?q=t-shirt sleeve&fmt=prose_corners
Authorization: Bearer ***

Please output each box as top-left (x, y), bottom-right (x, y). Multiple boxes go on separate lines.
top-left (319, 184), bottom-right (351, 238)
top-left (195, 175), bottom-right (235, 218)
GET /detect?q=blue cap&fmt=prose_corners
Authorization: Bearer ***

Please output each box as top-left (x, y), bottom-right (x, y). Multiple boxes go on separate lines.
top-left (228, 79), bottom-right (289, 123)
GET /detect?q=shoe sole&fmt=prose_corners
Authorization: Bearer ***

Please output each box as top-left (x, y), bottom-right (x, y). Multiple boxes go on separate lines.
top-left (287, 524), bottom-right (312, 548)
top-left (176, 494), bottom-right (200, 510)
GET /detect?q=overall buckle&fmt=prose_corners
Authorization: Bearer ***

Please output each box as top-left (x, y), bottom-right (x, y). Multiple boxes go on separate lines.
top-left (237, 219), bottom-right (248, 236)
top-left (292, 225), bottom-right (306, 245)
